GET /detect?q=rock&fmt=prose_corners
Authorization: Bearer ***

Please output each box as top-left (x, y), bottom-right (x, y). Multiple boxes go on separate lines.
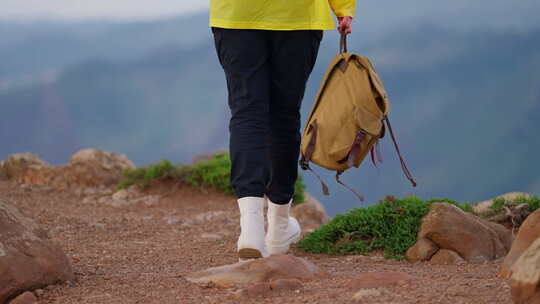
top-left (0, 160), bottom-right (7, 181)
top-left (483, 220), bottom-right (514, 252)
top-left (3, 149), bottom-right (135, 189)
top-left (194, 211), bottom-right (227, 222)
top-left (200, 233), bottom-right (223, 240)
top-left (474, 192), bottom-right (533, 214)
top-left (69, 149), bottom-right (134, 171)
top-left (406, 237), bottom-right (439, 262)
top-left (510, 238), bottom-right (540, 304)
top-left (351, 288), bottom-right (385, 301)
top-left (112, 189), bottom-right (130, 201)
top-left (270, 278), bottom-right (303, 291)
top-left (235, 279), bottom-right (303, 298)
top-left (499, 209), bottom-right (540, 278)
top-left (346, 272), bottom-right (414, 289)
top-left (0, 200), bottom-right (74, 303)
top-left (291, 192), bottom-right (330, 232)
top-left (163, 216), bottom-right (181, 225)
top-left (487, 203), bottom-right (531, 230)
top-left (9, 291), bottom-right (38, 304)
top-left (241, 282), bottom-right (272, 297)
top-left (417, 202), bottom-right (512, 263)
top-left (2, 153), bottom-right (49, 179)
top-left (186, 254), bottom-right (325, 287)
top-left (429, 249), bottom-right (466, 265)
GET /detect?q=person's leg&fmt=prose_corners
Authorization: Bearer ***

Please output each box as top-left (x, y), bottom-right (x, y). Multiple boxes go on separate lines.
top-left (212, 28), bottom-right (272, 259)
top-left (265, 30), bottom-right (323, 255)
top-left (267, 30), bottom-right (323, 204)
top-left (212, 28), bottom-right (271, 199)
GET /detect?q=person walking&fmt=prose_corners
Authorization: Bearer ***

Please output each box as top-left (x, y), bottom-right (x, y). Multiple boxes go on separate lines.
top-left (210, 0), bottom-right (355, 260)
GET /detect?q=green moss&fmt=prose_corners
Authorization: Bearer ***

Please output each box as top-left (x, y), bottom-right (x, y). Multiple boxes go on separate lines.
top-left (297, 197), bottom-right (465, 259)
top-left (118, 153), bottom-right (306, 204)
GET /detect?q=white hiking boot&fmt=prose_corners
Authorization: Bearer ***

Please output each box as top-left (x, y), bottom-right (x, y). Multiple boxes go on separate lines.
top-left (265, 199), bottom-right (301, 255)
top-left (237, 197), bottom-right (269, 261)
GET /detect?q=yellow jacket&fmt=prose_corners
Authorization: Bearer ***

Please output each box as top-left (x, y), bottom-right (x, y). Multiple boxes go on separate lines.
top-left (210, 0), bottom-right (356, 30)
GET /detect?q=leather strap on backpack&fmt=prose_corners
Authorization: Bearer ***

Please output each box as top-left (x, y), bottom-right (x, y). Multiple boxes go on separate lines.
top-left (336, 171), bottom-right (365, 201)
top-left (340, 34), bottom-right (348, 54)
top-left (384, 117), bottom-right (418, 187)
top-left (299, 121), bottom-right (330, 195)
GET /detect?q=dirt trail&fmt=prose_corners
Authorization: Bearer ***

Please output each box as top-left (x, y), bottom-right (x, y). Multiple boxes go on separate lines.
top-left (0, 180), bottom-right (512, 304)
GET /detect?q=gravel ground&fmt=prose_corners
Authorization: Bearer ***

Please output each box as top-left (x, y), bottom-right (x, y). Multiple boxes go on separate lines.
top-left (0, 180), bottom-right (513, 304)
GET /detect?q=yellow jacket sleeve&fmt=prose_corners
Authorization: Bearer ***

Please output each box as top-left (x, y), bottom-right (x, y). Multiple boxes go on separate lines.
top-left (329, 0), bottom-right (356, 18)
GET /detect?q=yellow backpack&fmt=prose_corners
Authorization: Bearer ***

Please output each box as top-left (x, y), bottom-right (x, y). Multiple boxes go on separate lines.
top-left (300, 36), bottom-right (417, 200)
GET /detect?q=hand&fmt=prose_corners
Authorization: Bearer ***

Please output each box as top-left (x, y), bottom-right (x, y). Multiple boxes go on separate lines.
top-left (337, 16), bottom-right (353, 35)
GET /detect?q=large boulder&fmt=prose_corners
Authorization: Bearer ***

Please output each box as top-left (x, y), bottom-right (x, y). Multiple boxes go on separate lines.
top-left (0, 200), bottom-right (74, 303)
top-left (0, 160), bottom-right (7, 181)
top-left (69, 149), bottom-right (134, 171)
top-left (510, 238), bottom-right (540, 304)
top-left (406, 237), bottom-right (438, 262)
top-left (291, 193), bottom-right (330, 233)
top-left (499, 209), bottom-right (540, 278)
top-left (1, 153), bottom-right (49, 180)
top-left (408, 203), bottom-right (513, 263)
top-left (2, 149), bottom-right (135, 189)
top-left (185, 254), bottom-right (325, 287)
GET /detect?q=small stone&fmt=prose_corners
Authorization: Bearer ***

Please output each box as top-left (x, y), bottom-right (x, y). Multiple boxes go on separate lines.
top-left (112, 189), bottom-right (130, 201)
top-left (201, 233), bottom-right (223, 240)
top-left (351, 288), bottom-right (385, 301)
top-left (429, 249), bottom-right (466, 265)
top-left (163, 216), bottom-right (181, 225)
top-left (244, 282), bottom-right (272, 296)
top-left (82, 197), bottom-right (97, 204)
top-left (84, 188), bottom-right (99, 196)
top-left (92, 223), bottom-right (106, 230)
top-left (141, 195), bottom-right (160, 206)
top-left (347, 272), bottom-right (414, 289)
top-left (195, 211), bottom-right (227, 222)
top-left (270, 278), bottom-right (303, 291)
top-left (9, 292), bottom-right (38, 304)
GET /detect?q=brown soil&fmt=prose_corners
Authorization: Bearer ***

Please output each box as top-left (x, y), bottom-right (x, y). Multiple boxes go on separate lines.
top-left (0, 180), bottom-right (512, 304)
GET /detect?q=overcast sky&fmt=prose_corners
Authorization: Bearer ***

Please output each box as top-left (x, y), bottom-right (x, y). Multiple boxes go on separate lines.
top-left (2, 0), bottom-right (540, 32)
top-left (1, 0), bottom-right (208, 20)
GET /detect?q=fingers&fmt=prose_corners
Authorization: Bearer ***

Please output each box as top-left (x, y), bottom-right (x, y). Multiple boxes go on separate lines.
top-left (338, 17), bottom-right (353, 35)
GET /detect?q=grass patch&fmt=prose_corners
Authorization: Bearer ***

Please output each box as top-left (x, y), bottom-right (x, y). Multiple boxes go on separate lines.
top-left (183, 153), bottom-right (234, 196)
top-left (297, 196), bottom-right (469, 259)
top-left (118, 153), bottom-right (306, 204)
top-left (482, 195), bottom-right (540, 217)
top-left (118, 159), bottom-right (186, 189)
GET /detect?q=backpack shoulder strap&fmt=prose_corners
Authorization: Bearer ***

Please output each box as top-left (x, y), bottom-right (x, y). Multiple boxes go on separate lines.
top-left (384, 117), bottom-right (417, 187)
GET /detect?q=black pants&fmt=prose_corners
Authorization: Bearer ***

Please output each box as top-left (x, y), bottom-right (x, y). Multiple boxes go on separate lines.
top-left (212, 28), bottom-right (322, 204)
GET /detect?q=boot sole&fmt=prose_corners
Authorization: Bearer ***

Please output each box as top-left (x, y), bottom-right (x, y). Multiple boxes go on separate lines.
top-left (238, 248), bottom-right (263, 260)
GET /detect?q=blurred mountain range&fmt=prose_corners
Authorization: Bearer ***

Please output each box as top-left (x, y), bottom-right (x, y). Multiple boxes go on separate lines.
top-left (1, 9), bottom-right (539, 215)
